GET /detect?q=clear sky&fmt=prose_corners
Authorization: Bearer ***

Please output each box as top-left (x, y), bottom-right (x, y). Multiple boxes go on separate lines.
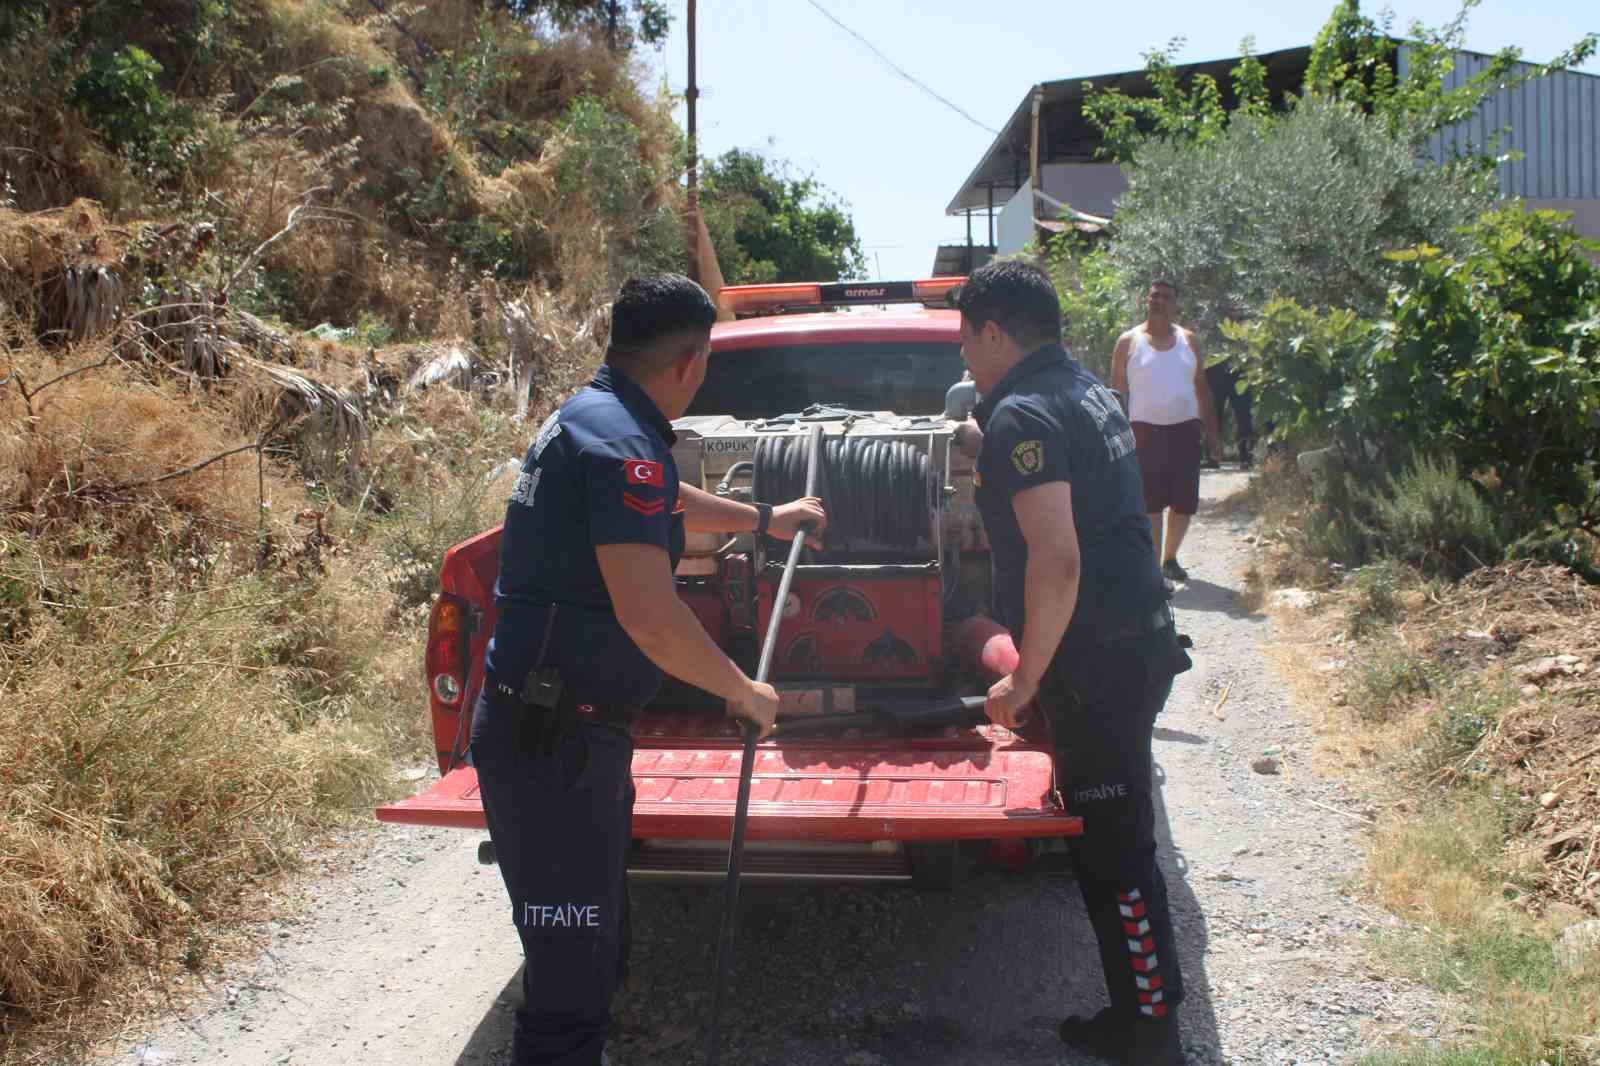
top-left (644, 0), bottom-right (1597, 282)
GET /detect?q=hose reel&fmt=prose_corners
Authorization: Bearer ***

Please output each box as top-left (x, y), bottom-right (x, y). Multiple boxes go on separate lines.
top-left (749, 434), bottom-right (934, 550)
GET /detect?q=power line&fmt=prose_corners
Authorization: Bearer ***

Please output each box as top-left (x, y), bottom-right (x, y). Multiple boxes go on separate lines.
top-left (802, 0), bottom-right (1001, 136)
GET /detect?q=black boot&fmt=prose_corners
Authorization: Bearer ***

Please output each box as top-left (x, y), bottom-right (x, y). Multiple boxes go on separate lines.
top-left (1060, 1006), bottom-right (1185, 1065)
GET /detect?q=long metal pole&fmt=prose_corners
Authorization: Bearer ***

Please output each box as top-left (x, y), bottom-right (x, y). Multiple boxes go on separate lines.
top-left (704, 424), bottom-right (823, 1066)
top-left (684, 0), bottom-right (701, 283)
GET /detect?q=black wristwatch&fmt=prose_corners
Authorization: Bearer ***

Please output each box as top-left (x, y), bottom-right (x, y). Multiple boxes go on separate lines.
top-left (754, 502), bottom-right (773, 537)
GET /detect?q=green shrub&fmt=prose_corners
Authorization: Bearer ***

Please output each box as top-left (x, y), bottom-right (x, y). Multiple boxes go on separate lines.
top-left (65, 44), bottom-right (234, 196)
top-left (557, 94), bottom-right (656, 225)
top-left (1507, 526), bottom-right (1600, 585)
top-left (1289, 454), bottom-right (1507, 580)
top-left (1302, 494), bottom-right (1372, 570)
top-left (379, 471), bottom-right (499, 614)
top-left (1048, 232), bottom-right (1131, 381)
top-left (1377, 209), bottom-right (1600, 532)
top-left (1345, 558), bottom-right (1406, 638)
top-left (1371, 454), bottom-right (1506, 579)
top-left (1352, 645), bottom-right (1437, 723)
top-left (1226, 300), bottom-right (1379, 454)
top-left (354, 311), bottom-right (394, 349)
top-left (552, 93), bottom-right (686, 280)
top-left (423, 15), bottom-right (514, 134)
top-left (67, 45), bottom-right (174, 151)
top-left (1283, 452), bottom-right (1381, 571)
top-left (1420, 680), bottom-right (1515, 779)
top-left (1233, 209), bottom-right (1600, 547)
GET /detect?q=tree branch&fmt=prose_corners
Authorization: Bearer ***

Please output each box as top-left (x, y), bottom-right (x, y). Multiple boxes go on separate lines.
top-left (1, 369), bottom-right (33, 419)
top-left (21, 347), bottom-right (130, 400)
top-left (102, 442), bottom-right (261, 494)
top-left (221, 190), bottom-right (330, 299)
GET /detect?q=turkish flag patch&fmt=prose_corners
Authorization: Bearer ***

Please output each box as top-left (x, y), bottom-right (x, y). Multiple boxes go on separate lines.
top-left (624, 459), bottom-right (664, 487)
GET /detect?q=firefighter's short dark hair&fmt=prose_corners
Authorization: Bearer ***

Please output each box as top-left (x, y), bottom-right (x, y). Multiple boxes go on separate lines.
top-left (953, 259), bottom-right (1061, 350)
top-left (1149, 278), bottom-right (1179, 297)
top-left (606, 273), bottom-right (718, 373)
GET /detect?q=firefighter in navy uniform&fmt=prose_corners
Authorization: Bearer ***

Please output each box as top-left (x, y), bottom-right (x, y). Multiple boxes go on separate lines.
top-left (471, 275), bottom-right (825, 1066)
top-left (954, 261), bottom-right (1194, 1065)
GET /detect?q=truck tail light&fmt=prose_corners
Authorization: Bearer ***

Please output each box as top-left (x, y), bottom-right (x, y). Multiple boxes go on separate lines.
top-left (426, 593), bottom-right (470, 711)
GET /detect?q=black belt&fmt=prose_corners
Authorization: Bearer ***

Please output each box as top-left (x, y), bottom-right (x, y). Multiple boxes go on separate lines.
top-left (1095, 604), bottom-right (1173, 646)
top-left (489, 675), bottom-right (638, 724)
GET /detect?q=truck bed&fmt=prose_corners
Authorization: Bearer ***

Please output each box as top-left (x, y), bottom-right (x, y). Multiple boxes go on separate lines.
top-left (378, 710), bottom-right (1082, 843)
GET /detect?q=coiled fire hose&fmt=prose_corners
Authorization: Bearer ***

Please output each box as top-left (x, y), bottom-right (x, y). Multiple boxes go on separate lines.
top-left (704, 423), bottom-right (823, 1066)
top-left (751, 432), bottom-right (932, 549)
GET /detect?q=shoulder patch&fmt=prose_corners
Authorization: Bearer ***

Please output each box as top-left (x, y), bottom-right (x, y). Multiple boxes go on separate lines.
top-left (623, 459), bottom-right (664, 487)
top-left (622, 491), bottom-right (665, 516)
top-left (1011, 439), bottom-right (1044, 476)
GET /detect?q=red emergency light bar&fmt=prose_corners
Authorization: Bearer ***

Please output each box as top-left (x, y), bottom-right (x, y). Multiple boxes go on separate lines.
top-left (721, 277), bottom-right (965, 317)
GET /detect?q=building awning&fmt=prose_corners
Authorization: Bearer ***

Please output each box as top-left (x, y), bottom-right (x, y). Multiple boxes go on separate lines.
top-left (946, 45), bottom-right (1313, 216)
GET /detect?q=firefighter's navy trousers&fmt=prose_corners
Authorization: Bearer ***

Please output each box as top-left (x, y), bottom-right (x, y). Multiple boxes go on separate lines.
top-left (471, 687), bottom-right (633, 1066)
top-left (1041, 621), bottom-right (1189, 1024)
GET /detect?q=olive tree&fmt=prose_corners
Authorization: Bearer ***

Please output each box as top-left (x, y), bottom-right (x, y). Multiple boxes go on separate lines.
top-left (1107, 94), bottom-right (1497, 334)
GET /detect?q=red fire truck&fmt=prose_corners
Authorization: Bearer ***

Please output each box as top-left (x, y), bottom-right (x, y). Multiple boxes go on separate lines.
top-left (376, 278), bottom-right (1082, 883)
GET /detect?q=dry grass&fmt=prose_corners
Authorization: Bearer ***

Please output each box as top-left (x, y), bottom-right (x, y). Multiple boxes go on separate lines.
top-left (0, 0), bottom-right (646, 1053)
top-left (1231, 452), bottom-right (1344, 593)
top-left (1272, 562), bottom-right (1600, 913)
top-left (1252, 467), bottom-right (1600, 1062)
top-left (0, 557), bottom-right (418, 1062)
top-left (4, 357), bottom-right (267, 534)
top-left (0, 325), bottom-right (429, 1059)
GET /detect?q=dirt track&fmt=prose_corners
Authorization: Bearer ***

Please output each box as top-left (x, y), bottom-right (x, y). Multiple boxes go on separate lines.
top-left (101, 470), bottom-right (1452, 1066)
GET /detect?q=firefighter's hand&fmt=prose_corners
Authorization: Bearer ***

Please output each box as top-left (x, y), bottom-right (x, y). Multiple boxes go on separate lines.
top-left (954, 418), bottom-right (983, 459)
top-left (985, 672), bottom-right (1034, 730)
top-left (770, 497), bottom-right (827, 550)
top-left (729, 680), bottom-right (779, 739)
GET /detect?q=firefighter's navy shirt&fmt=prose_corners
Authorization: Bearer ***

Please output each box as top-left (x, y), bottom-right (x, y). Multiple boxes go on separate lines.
top-left (973, 342), bottom-right (1167, 647)
top-left (484, 364), bottom-right (686, 708)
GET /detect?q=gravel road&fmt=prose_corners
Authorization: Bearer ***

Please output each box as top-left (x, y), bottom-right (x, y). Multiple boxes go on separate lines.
top-left (101, 469), bottom-right (1453, 1066)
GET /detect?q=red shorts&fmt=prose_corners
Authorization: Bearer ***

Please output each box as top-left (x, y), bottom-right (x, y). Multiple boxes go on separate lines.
top-left (1132, 420), bottom-right (1203, 515)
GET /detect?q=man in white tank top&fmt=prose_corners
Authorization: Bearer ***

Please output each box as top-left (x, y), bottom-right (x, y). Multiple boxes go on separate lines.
top-left (1110, 280), bottom-right (1221, 585)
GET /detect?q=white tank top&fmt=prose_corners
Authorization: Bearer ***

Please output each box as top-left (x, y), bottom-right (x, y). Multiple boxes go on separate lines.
top-left (1126, 326), bottom-right (1200, 426)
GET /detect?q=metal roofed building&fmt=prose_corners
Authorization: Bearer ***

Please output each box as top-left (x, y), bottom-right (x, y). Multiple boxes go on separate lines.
top-left (946, 44), bottom-right (1600, 259)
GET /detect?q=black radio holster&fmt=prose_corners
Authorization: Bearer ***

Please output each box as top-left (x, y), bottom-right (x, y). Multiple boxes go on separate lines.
top-left (520, 606), bottom-right (571, 754)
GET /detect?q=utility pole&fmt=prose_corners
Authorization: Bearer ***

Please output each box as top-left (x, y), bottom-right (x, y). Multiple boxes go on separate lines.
top-left (684, 0), bottom-right (701, 283)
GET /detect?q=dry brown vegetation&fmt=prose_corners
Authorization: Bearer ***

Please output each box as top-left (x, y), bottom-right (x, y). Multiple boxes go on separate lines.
top-left (1242, 457), bottom-right (1600, 1063)
top-left (0, 0), bottom-right (666, 1057)
top-left (0, 318), bottom-right (415, 1057)
top-left (1273, 564), bottom-right (1600, 910)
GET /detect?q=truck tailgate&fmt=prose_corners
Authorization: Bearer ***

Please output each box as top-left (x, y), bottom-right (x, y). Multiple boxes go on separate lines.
top-left (377, 732), bottom-right (1081, 841)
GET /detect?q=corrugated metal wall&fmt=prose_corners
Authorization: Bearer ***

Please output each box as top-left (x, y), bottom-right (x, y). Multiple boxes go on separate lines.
top-left (1405, 46), bottom-right (1600, 200)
